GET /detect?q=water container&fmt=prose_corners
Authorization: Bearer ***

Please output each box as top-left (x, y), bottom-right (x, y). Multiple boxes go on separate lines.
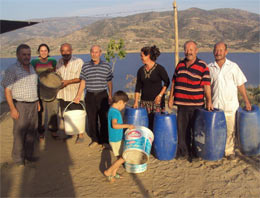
top-left (194, 109), bottom-right (227, 161)
top-left (123, 126), bottom-right (154, 164)
top-left (153, 113), bottom-right (178, 160)
top-left (124, 162), bottom-right (147, 173)
top-left (123, 107), bottom-right (149, 172)
top-left (39, 71), bottom-right (62, 101)
top-left (63, 102), bottom-right (86, 135)
top-left (124, 107), bottom-right (149, 127)
top-left (237, 105), bottom-right (260, 156)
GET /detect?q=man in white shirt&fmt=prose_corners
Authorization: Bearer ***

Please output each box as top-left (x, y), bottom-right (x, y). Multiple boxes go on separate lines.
top-left (208, 42), bottom-right (251, 160)
top-left (56, 43), bottom-right (85, 143)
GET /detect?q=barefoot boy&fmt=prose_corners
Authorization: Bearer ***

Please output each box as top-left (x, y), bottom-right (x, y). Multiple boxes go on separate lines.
top-left (104, 90), bottom-right (134, 182)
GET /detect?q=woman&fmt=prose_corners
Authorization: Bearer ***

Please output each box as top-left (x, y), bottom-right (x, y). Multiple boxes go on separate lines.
top-left (31, 43), bottom-right (59, 140)
top-left (133, 45), bottom-right (170, 129)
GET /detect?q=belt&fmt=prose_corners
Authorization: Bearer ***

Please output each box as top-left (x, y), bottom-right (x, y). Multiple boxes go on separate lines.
top-left (87, 90), bottom-right (106, 96)
top-left (14, 100), bottom-right (38, 103)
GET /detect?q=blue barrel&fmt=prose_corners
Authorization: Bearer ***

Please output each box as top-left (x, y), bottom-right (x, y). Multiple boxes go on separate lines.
top-left (194, 109), bottom-right (227, 161)
top-left (153, 113), bottom-right (178, 160)
top-left (124, 107), bottom-right (148, 127)
top-left (237, 105), bottom-right (260, 156)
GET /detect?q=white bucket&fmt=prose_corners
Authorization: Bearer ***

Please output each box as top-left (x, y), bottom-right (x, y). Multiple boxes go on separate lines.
top-left (124, 162), bottom-right (147, 174)
top-left (63, 102), bottom-right (86, 135)
top-left (123, 126), bottom-right (154, 165)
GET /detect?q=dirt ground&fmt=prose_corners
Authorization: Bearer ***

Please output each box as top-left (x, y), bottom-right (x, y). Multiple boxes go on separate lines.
top-left (0, 102), bottom-right (260, 198)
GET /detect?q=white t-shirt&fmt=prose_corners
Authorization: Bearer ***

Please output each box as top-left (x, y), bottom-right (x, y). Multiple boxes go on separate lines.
top-left (208, 58), bottom-right (247, 113)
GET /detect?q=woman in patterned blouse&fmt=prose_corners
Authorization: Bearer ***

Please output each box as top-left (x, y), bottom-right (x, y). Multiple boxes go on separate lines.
top-left (133, 45), bottom-right (170, 129)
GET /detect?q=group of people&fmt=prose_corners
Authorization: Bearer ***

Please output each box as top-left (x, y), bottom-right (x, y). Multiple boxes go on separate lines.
top-left (1, 40), bottom-right (251, 171)
top-left (169, 41), bottom-right (251, 162)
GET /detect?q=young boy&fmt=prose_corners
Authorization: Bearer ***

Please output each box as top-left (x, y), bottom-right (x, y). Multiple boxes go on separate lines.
top-left (104, 90), bottom-right (134, 182)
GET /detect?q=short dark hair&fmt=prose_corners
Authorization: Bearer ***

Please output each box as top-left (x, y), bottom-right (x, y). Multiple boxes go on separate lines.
top-left (112, 90), bottom-right (129, 104)
top-left (141, 45), bottom-right (160, 61)
top-left (16, 44), bottom-right (30, 54)
top-left (37, 43), bottom-right (50, 53)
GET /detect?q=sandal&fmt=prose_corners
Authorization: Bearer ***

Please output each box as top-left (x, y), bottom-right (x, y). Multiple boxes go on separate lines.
top-left (114, 173), bottom-right (122, 179)
top-left (106, 175), bottom-right (115, 182)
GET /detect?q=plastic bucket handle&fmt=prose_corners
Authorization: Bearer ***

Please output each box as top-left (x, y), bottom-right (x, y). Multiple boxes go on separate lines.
top-left (63, 101), bottom-right (86, 116)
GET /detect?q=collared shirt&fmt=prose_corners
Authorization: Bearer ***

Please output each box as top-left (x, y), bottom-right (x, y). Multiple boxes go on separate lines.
top-left (1, 61), bottom-right (38, 102)
top-left (80, 60), bottom-right (113, 92)
top-left (56, 56), bottom-right (84, 101)
top-left (172, 57), bottom-right (211, 106)
top-left (208, 58), bottom-right (247, 113)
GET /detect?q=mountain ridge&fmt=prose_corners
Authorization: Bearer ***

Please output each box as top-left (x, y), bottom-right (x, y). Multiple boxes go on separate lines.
top-left (1, 8), bottom-right (259, 57)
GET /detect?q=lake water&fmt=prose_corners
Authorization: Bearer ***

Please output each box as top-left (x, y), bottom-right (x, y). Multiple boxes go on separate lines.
top-left (0, 52), bottom-right (259, 103)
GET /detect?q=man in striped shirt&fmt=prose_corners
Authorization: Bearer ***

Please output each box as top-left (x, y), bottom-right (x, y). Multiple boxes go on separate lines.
top-left (168, 40), bottom-right (213, 162)
top-left (56, 43), bottom-right (85, 143)
top-left (74, 45), bottom-right (113, 148)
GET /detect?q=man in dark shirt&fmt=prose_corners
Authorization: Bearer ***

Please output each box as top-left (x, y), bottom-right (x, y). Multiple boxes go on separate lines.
top-left (74, 45), bottom-right (113, 148)
top-left (168, 40), bottom-right (213, 162)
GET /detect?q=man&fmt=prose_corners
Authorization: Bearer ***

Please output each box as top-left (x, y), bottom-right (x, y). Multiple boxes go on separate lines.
top-left (56, 43), bottom-right (84, 143)
top-left (168, 40), bottom-right (213, 162)
top-left (74, 45), bottom-right (113, 148)
top-left (1, 44), bottom-right (40, 166)
top-left (208, 42), bottom-right (251, 160)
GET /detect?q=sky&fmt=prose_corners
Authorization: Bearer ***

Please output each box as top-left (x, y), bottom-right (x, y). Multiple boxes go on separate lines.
top-left (0, 0), bottom-right (259, 20)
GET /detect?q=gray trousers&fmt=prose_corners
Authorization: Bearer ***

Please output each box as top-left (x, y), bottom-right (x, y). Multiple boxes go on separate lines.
top-left (38, 99), bottom-right (58, 134)
top-left (12, 101), bottom-right (38, 163)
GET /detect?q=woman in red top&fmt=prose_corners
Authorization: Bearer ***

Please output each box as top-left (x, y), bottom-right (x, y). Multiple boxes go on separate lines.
top-left (31, 44), bottom-right (59, 140)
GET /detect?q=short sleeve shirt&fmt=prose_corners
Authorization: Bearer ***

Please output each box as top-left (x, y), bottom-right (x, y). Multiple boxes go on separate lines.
top-left (208, 58), bottom-right (247, 113)
top-left (56, 56), bottom-right (84, 101)
top-left (80, 60), bottom-right (113, 92)
top-left (172, 58), bottom-right (210, 106)
top-left (1, 61), bottom-right (38, 102)
top-left (108, 107), bottom-right (123, 142)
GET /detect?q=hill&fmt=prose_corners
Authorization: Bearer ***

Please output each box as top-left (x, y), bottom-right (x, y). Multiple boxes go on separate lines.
top-left (1, 8), bottom-right (259, 57)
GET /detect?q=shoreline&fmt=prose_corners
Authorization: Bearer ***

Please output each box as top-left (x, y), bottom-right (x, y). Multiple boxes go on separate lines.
top-left (1, 49), bottom-right (259, 58)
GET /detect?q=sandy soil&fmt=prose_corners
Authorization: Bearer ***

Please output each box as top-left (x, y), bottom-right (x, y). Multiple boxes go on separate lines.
top-left (0, 102), bottom-right (260, 198)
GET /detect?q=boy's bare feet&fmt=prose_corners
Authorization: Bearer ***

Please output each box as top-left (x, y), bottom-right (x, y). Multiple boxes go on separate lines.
top-left (104, 170), bottom-right (115, 182)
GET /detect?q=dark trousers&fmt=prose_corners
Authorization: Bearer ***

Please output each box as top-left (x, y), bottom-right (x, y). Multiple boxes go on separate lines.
top-left (177, 105), bottom-right (202, 157)
top-left (85, 90), bottom-right (109, 144)
top-left (38, 98), bottom-right (58, 134)
top-left (12, 101), bottom-right (38, 163)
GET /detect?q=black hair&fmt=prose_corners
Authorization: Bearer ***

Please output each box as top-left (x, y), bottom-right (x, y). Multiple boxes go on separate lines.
top-left (16, 44), bottom-right (30, 55)
top-left (37, 43), bottom-right (50, 57)
top-left (112, 90), bottom-right (129, 104)
top-left (141, 45), bottom-right (160, 61)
